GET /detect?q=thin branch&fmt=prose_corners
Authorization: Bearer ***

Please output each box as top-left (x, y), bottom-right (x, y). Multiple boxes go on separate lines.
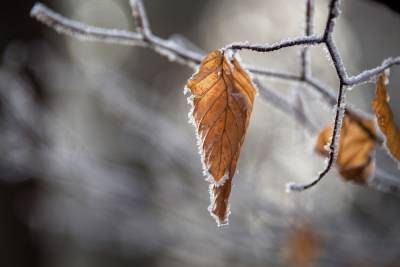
top-left (300, 0), bottom-right (314, 79)
top-left (305, 0), bottom-right (315, 37)
top-left (30, 1), bottom-right (400, 193)
top-left (30, 3), bottom-right (203, 67)
top-left (30, 3), bottom-right (145, 46)
top-left (323, 0), bottom-right (341, 39)
top-left (31, 2), bottom-right (319, 80)
top-left (288, 83), bottom-right (346, 192)
top-left (323, 0), bottom-right (348, 83)
top-left (288, 0), bottom-right (347, 191)
top-left (28, 3), bottom-right (339, 107)
top-left (325, 38), bottom-right (348, 84)
top-left (29, 2), bottom-right (333, 106)
top-left (225, 36), bottom-right (323, 53)
top-left (28, 2), bottom-right (380, 116)
top-left (31, 2), bottom-right (398, 91)
top-left (345, 57), bottom-right (400, 85)
top-left (129, 0), bottom-right (151, 38)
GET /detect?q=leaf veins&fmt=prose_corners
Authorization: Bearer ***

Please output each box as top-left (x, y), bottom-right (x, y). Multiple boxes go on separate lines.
top-left (315, 115), bottom-right (376, 184)
top-left (372, 73), bottom-right (400, 164)
top-left (186, 50), bottom-right (256, 226)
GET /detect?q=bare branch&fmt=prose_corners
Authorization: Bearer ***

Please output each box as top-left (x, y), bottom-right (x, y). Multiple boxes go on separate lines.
top-left (300, 0), bottom-right (315, 79)
top-left (325, 38), bottom-right (348, 84)
top-left (30, 3), bottom-right (203, 68)
top-left (30, 0), bottom-right (400, 194)
top-left (305, 0), bottom-right (315, 37)
top-left (31, 2), bottom-right (399, 93)
top-left (346, 57), bottom-right (400, 85)
top-left (30, 3), bottom-right (145, 46)
top-left (323, 0), bottom-right (341, 39)
top-left (225, 36), bottom-right (323, 53)
top-left (129, 0), bottom-right (151, 37)
top-left (31, 2), bottom-right (321, 80)
top-left (287, 0), bottom-right (349, 191)
top-left (288, 83), bottom-right (346, 192)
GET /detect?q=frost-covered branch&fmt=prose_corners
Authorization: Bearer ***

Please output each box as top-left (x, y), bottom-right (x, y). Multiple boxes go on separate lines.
top-left (28, 2), bottom-right (369, 123)
top-left (300, 0), bottom-right (314, 79)
top-left (288, 83), bottom-right (346, 192)
top-left (30, 2), bottom-right (203, 67)
top-left (30, 3), bottom-right (145, 46)
top-left (129, 0), bottom-right (151, 38)
top-left (30, 0), bottom-right (400, 193)
top-left (345, 57), bottom-right (400, 85)
top-left (288, 0), bottom-right (348, 191)
top-left (225, 36), bottom-right (323, 53)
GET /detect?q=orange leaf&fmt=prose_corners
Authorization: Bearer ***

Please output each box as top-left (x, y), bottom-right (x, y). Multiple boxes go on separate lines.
top-left (283, 222), bottom-right (320, 267)
top-left (372, 73), bottom-right (400, 163)
top-left (186, 50), bottom-right (256, 226)
top-left (315, 115), bottom-right (375, 184)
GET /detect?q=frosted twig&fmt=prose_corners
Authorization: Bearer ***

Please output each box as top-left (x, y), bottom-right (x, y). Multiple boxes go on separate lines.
top-left (345, 57), bottom-right (400, 85)
top-left (225, 36), bottom-right (323, 53)
top-left (30, 2), bottom-right (312, 80)
top-left (30, 2), bottom-right (398, 107)
top-left (30, 3), bottom-right (203, 67)
top-left (129, 0), bottom-right (151, 38)
top-left (288, 83), bottom-right (346, 192)
top-left (300, 0), bottom-right (314, 79)
top-left (287, 0), bottom-right (384, 191)
top-left (30, 3), bottom-right (145, 46)
top-left (27, 3), bottom-right (349, 113)
top-left (288, 0), bottom-right (348, 191)
top-left (30, 0), bottom-right (400, 193)
top-left (29, 2), bottom-right (373, 124)
top-left (325, 38), bottom-right (347, 83)
top-left (323, 0), bottom-right (341, 40)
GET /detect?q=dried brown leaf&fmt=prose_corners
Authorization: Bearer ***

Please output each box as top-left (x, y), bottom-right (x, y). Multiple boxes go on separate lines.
top-left (315, 115), bottom-right (375, 184)
top-left (372, 73), bottom-right (400, 163)
top-left (186, 50), bottom-right (256, 226)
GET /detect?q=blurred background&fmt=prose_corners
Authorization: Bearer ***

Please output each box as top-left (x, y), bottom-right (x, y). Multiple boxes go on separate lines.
top-left (1, 0), bottom-right (400, 266)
